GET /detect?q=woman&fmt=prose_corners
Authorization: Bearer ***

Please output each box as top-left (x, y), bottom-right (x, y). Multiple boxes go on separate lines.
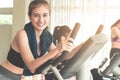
top-left (53, 25), bottom-right (83, 61)
top-left (0, 0), bottom-right (74, 80)
top-left (110, 19), bottom-right (120, 79)
top-left (45, 25), bottom-right (72, 80)
top-left (110, 19), bottom-right (120, 58)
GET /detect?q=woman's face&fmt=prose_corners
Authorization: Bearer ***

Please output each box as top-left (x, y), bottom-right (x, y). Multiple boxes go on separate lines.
top-left (29, 5), bottom-right (49, 31)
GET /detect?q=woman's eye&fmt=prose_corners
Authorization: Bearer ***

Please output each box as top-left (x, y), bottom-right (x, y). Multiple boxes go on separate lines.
top-left (34, 14), bottom-right (39, 17)
top-left (43, 14), bottom-right (48, 17)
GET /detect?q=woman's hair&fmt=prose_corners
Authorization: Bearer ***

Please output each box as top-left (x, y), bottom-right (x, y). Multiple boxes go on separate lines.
top-left (53, 25), bottom-right (71, 45)
top-left (111, 19), bottom-right (120, 28)
top-left (28, 0), bottom-right (50, 16)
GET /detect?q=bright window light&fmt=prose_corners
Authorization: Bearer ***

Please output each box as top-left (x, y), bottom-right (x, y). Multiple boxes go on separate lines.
top-left (0, 0), bottom-right (13, 24)
top-left (0, 14), bottom-right (12, 24)
top-left (0, 0), bottom-right (13, 8)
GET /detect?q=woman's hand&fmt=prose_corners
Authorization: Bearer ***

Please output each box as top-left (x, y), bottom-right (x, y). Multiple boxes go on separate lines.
top-left (57, 36), bottom-right (74, 53)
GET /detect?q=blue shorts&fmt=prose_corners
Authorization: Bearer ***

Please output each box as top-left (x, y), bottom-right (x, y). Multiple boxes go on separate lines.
top-left (0, 65), bottom-right (22, 80)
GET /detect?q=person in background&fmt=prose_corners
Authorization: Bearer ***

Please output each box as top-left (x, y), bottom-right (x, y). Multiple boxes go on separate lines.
top-left (45, 25), bottom-right (84, 80)
top-left (53, 25), bottom-right (73, 59)
top-left (0, 0), bottom-right (74, 80)
top-left (53, 25), bottom-right (84, 60)
top-left (45, 25), bottom-right (73, 80)
top-left (110, 19), bottom-right (120, 58)
top-left (110, 19), bottom-right (120, 79)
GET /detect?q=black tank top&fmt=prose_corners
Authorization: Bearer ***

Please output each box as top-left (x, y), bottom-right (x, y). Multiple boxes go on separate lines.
top-left (7, 47), bottom-right (25, 68)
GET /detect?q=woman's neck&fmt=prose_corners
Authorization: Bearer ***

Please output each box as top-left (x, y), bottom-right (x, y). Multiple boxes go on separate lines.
top-left (35, 30), bottom-right (43, 38)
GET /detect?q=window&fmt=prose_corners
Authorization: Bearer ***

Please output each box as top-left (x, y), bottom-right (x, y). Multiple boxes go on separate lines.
top-left (0, 0), bottom-right (13, 25)
top-left (0, 0), bottom-right (13, 8)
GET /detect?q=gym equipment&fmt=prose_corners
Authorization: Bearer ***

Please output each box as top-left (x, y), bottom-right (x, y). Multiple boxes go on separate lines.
top-left (60, 33), bottom-right (108, 79)
top-left (91, 52), bottom-right (120, 80)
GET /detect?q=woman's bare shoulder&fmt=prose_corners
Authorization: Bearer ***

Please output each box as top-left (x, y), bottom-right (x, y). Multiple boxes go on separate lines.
top-left (15, 29), bottom-right (28, 44)
top-left (17, 29), bottom-right (26, 35)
